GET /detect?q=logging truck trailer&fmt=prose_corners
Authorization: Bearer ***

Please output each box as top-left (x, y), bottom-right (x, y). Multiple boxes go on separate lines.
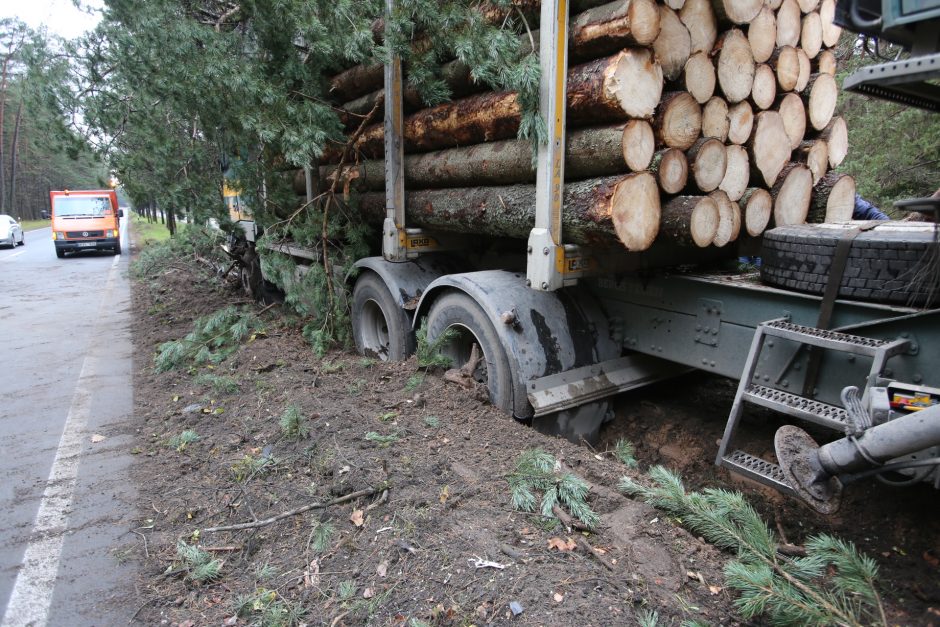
top-left (243, 0), bottom-right (940, 514)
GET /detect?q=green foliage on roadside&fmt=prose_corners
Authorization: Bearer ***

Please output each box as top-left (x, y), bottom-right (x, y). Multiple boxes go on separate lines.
top-left (279, 405), bottom-right (309, 440)
top-left (613, 438), bottom-right (638, 468)
top-left (415, 322), bottom-right (457, 369)
top-left (131, 226), bottom-right (227, 280)
top-left (621, 467), bottom-right (886, 627)
top-left (234, 587), bottom-right (306, 627)
top-left (154, 306), bottom-right (264, 372)
top-left (167, 430), bottom-right (200, 452)
top-left (508, 449), bottom-right (599, 530)
top-left (176, 540), bottom-right (222, 583)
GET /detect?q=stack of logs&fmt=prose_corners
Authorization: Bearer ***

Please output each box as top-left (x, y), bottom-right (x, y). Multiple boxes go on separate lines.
top-left (298, 0), bottom-right (856, 253)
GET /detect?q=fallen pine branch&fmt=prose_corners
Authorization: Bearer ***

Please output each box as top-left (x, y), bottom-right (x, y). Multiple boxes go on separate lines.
top-left (575, 536), bottom-right (616, 572)
top-left (201, 485), bottom-right (387, 533)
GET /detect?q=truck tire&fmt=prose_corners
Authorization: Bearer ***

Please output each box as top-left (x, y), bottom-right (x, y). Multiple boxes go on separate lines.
top-left (114, 242), bottom-right (122, 255)
top-left (56, 248), bottom-right (65, 258)
top-left (760, 223), bottom-right (939, 306)
top-left (351, 272), bottom-right (415, 361)
top-left (424, 291), bottom-right (516, 413)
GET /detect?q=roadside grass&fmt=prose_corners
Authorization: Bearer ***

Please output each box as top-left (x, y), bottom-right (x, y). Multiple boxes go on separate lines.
top-left (19, 219), bottom-right (50, 231)
top-left (132, 213), bottom-right (180, 246)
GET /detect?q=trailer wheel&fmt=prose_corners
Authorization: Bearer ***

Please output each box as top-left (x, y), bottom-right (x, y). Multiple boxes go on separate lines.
top-left (424, 291), bottom-right (516, 413)
top-left (760, 223), bottom-right (939, 306)
top-left (352, 272), bottom-right (415, 361)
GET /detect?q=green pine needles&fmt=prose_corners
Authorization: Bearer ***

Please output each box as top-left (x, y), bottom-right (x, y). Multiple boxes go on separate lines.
top-left (508, 449), bottom-right (599, 530)
top-left (415, 322), bottom-right (457, 369)
top-left (154, 306), bottom-right (264, 372)
top-left (620, 467), bottom-right (886, 627)
top-left (176, 540), bottom-right (223, 583)
top-left (279, 405), bottom-right (309, 440)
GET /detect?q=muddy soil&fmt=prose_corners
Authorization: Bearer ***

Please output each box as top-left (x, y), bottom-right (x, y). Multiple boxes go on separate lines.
top-left (124, 240), bottom-right (940, 626)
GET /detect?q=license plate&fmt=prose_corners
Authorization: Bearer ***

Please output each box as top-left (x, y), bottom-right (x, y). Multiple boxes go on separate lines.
top-left (77, 242), bottom-right (96, 247)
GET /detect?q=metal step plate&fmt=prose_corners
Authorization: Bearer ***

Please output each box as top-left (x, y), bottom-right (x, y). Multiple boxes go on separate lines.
top-left (743, 384), bottom-right (848, 431)
top-left (720, 450), bottom-right (795, 496)
top-left (761, 320), bottom-right (905, 357)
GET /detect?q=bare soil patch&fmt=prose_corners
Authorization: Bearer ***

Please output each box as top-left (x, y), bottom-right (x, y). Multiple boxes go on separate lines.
top-left (126, 241), bottom-right (940, 626)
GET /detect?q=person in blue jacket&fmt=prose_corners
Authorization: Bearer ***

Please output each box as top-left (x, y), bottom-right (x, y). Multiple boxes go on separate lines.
top-left (853, 194), bottom-right (890, 220)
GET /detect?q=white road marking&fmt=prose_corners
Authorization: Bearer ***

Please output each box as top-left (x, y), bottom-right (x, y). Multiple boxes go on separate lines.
top-left (0, 251), bottom-right (25, 262)
top-left (1, 254), bottom-right (122, 627)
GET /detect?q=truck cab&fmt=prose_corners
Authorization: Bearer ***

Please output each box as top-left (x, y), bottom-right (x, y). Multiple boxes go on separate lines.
top-left (50, 189), bottom-right (123, 258)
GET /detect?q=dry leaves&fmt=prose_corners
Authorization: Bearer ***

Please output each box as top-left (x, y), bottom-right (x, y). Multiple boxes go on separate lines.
top-left (547, 537), bottom-right (577, 552)
top-left (350, 509), bottom-right (364, 527)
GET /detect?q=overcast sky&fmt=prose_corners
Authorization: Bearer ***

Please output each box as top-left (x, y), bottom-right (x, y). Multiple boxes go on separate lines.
top-left (2, 0), bottom-right (103, 39)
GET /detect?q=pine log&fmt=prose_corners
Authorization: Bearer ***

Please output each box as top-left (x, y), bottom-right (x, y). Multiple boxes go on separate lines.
top-left (702, 96), bottom-right (730, 141)
top-left (804, 72), bottom-right (837, 131)
top-left (654, 91), bottom-right (702, 150)
top-left (719, 144), bottom-right (750, 201)
top-left (809, 171), bottom-right (855, 223)
top-left (798, 0), bottom-right (821, 13)
top-left (679, 0), bottom-right (718, 54)
top-left (740, 187), bottom-right (773, 236)
top-left (770, 45), bottom-right (800, 91)
top-left (571, 0), bottom-right (662, 59)
top-left (677, 51), bottom-right (716, 104)
top-left (352, 50), bottom-right (663, 158)
top-left (660, 195), bottom-right (719, 247)
top-left (794, 47), bottom-right (812, 92)
top-left (354, 174), bottom-right (659, 249)
top-left (794, 139), bottom-right (828, 185)
top-left (751, 63), bottom-right (777, 110)
top-left (688, 137), bottom-right (727, 192)
top-left (816, 116), bottom-right (847, 168)
top-left (623, 119), bottom-right (656, 171)
top-left (776, 0), bottom-right (802, 47)
top-left (771, 162), bottom-right (813, 226)
top-left (664, 0), bottom-right (686, 8)
top-left (748, 110), bottom-right (791, 186)
top-left (710, 0), bottom-right (762, 25)
top-left (308, 124), bottom-right (639, 192)
top-left (709, 189), bottom-right (740, 246)
top-left (777, 92), bottom-right (807, 150)
top-left (727, 100), bottom-right (754, 145)
top-left (653, 6), bottom-right (692, 81)
top-left (329, 63), bottom-right (385, 104)
top-left (813, 49), bottom-right (837, 75)
top-left (748, 6), bottom-right (777, 63)
top-left (715, 29), bottom-right (756, 104)
top-left (766, 0), bottom-right (784, 9)
top-left (610, 172), bottom-right (662, 251)
top-left (650, 147), bottom-right (689, 194)
top-left (820, 0), bottom-right (842, 48)
top-left (801, 12), bottom-right (823, 59)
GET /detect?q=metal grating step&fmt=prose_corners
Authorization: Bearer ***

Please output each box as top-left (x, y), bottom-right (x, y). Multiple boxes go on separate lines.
top-left (761, 320), bottom-right (907, 357)
top-left (721, 450), bottom-right (795, 495)
top-left (743, 384), bottom-right (848, 431)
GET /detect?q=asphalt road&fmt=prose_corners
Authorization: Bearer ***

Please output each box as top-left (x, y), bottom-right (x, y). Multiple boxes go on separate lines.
top-left (0, 223), bottom-right (138, 626)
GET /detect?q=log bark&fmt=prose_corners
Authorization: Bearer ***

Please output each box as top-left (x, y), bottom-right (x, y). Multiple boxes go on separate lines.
top-left (653, 6), bottom-right (692, 81)
top-left (622, 119), bottom-right (656, 171)
top-left (820, 0), bottom-right (842, 48)
top-left (727, 100), bottom-right (754, 145)
top-left (709, 189), bottom-right (740, 246)
top-left (770, 45), bottom-right (800, 91)
top-left (610, 171), bottom-right (662, 250)
top-left (571, 0), bottom-right (662, 59)
top-left (751, 63), bottom-right (777, 110)
top-left (676, 51), bottom-right (716, 104)
top-left (660, 195), bottom-right (719, 247)
top-left (813, 49), bottom-right (837, 75)
top-left (354, 174), bottom-right (659, 248)
top-left (794, 47), bottom-right (812, 92)
top-left (710, 0), bottom-right (762, 25)
top-left (687, 137), bottom-right (727, 192)
top-left (740, 187), bottom-right (773, 236)
top-left (776, 92), bottom-right (807, 150)
top-left (809, 171), bottom-right (855, 223)
top-left (329, 63), bottom-right (384, 104)
top-left (702, 96), bottom-right (729, 141)
top-left (748, 110), bottom-right (791, 186)
top-left (804, 72), bottom-right (837, 131)
top-left (771, 162), bottom-right (813, 226)
top-left (801, 12), bottom-right (823, 59)
top-left (653, 91), bottom-right (702, 150)
top-left (815, 116), bottom-right (847, 168)
top-left (776, 0), bottom-right (802, 47)
top-left (650, 147), bottom-right (689, 194)
top-left (794, 139), bottom-right (828, 185)
top-left (352, 50), bottom-right (663, 158)
top-left (719, 144), bottom-right (750, 201)
top-left (715, 29), bottom-right (756, 104)
top-left (748, 6), bottom-right (777, 63)
top-left (679, 0), bottom-right (718, 54)
top-left (309, 124), bottom-right (636, 192)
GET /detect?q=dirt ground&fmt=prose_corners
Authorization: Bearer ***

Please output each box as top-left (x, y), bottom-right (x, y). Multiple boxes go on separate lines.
top-left (124, 238), bottom-right (940, 626)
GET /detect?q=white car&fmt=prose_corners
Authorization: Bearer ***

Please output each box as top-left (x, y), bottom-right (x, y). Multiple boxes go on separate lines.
top-left (0, 215), bottom-right (24, 248)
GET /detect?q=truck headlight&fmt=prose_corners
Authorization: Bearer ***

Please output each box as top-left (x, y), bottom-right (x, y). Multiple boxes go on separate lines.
top-left (54, 231), bottom-right (65, 240)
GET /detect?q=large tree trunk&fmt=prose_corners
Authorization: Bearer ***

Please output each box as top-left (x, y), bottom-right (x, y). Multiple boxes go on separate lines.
top-left (815, 116), bottom-right (847, 168)
top-left (659, 195), bottom-right (719, 247)
top-left (679, 0), bottom-right (718, 54)
top-left (809, 171), bottom-right (855, 223)
top-left (354, 173), bottom-right (662, 250)
top-left (710, 0), bottom-right (761, 25)
top-left (748, 6), bottom-right (776, 63)
top-left (751, 63), bottom-right (777, 110)
top-left (674, 50), bottom-right (715, 104)
top-left (571, 0), bottom-right (662, 59)
top-left (801, 12), bottom-right (823, 59)
top-left (776, 91), bottom-right (807, 150)
top-left (727, 100), bottom-right (754, 145)
top-left (770, 45), bottom-right (800, 92)
top-left (719, 144), bottom-right (749, 201)
top-left (653, 6), bottom-right (691, 81)
top-left (793, 139), bottom-right (828, 185)
top-left (776, 0), bottom-right (802, 47)
top-left (820, 0), bottom-right (842, 47)
top-left (714, 28), bottom-right (755, 104)
top-left (653, 91), bottom-right (702, 150)
top-left (804, 72), bottom-right (837, 131)
top-left (8, 101), bottom-right (21, 211)
top-left (748, 110), bottom-right (790, 187)
top-left (740, 187), bottom-right (773, 236)
top-left (702, 96), bottom-right (729, 141)
top-left (0, 54), bottom-right (9, 211)
top-left (709, 189), bottom-right (740, 247)
top-left (687, 137), bottom-right (727, 192)
top-left (649, 147), bottom-right (689, 194)
top-left (771, 162), bottom-right (813, 226)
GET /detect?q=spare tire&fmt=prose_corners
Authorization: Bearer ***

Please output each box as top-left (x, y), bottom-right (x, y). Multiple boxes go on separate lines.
top-left (760, 222), bottom-right (939, 306)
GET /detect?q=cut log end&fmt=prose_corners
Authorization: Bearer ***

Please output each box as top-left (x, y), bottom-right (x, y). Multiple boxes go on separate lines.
top-left (655, 92), bottom-right (703, 150)
top-left (653, 6), bottom-right (692, 81)
top-left (609, 48), bottom-right (665, 119)
top-left (741, 187), bottom-right (773, 236)
top-left (652, 148), bottom-right (689, 194)
top-left (772, 163), bottom-right (813, 226)
top-left (661, 195), bottom-right (719, 247)
top-left (622, 119), bottom-right (656, 171)
top-left (810, 172), bottom-right (856, 223)
top-left (716, 29), bottom-right (755, 104)
top-left (702, 96), bottom-right (730, 141)
top-left (820, 116), bottom-right (848, 168)
top-left (689, 137), bottom-right (728, 193)
top-left (777, 92), bottom-right (807, 150)
top-left (709, 189), bottom-right (740, 247)
top-left (727, 100), bottom-right (754, 145)
top-left (807, 72), bottom-right (838, 131)
top-left (612, 172), bottom-right (661, 251)
top-left (719, 144), bottom-right (750, 202)
top-left (683, 51), bottom-right (717, 104)
top-left (749, 110), bottom-right (791, 187)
